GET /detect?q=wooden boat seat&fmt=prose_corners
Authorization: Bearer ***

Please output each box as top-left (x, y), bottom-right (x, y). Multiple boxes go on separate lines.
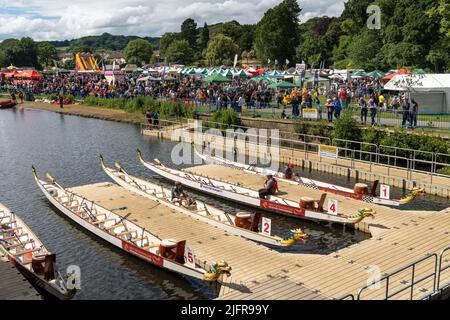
top-left (131, 237), bottom-right (148, 243)
top-left (0, 220), bottom-right (16, 227)
top-left (1, 233), bottom-right (27, 241)
top-left (0, 227), bottom-right (22, 233)
top-left (13, 248), bottom-right (41, 257)
top-left (117, 230), bottom-right (137, 237)
top-left (7, 239), bottom-right (34, 249)
top-left (92, 219), bottom-right (115, 225)
top-left (105, 224), bottom-right (124, 231)
top-left (94, 213), bottom-right (107, 218)
top-left (143, 243), bottom-right (160, 250)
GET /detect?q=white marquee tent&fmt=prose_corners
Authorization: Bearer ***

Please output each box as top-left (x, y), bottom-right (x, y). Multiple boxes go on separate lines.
top-left (384, 74), bottom-right (450, 113)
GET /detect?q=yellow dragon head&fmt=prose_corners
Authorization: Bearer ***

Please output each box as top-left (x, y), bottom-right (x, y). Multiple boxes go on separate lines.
top-left (204, 261), bottom-right (232, 281)
top-left (281, 228), bottom-right (309, 246)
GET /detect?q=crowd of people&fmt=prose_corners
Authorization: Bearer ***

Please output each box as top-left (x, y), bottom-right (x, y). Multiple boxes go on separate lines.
top-left (1, 71), bottom-right (419, 128)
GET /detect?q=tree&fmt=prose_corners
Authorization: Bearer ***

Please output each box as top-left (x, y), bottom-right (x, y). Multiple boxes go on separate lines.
top-left (181, 18), bottom-right (198, 50)
top-left (254, 0), bottom-right (301, 65)
top-left (165, 40), bottom-right (194, 65)
top-left (0, 38), bottom-right (39, 68)
top-left (200, 22), bottom-right (210, 50)
top-left (160, 32), bottom-right (180, 56)
top-left (37, 42), bottom-right (57, 68)
top-left (124, 39), bottom-right (153, 66)
top-left (205, 34), bottom-right (239, 66)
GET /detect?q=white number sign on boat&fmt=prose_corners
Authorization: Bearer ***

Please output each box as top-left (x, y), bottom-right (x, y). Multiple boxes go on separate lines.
top-left (194, 150), bottom-right (425, 207)
top-left (99, 155), bottom-right (307, 247)
top-left (0, 202), bottom-right (76, 300)
top-left (32, 166), bottom-right (232, 282)
top-left (138, 150), bottom-right (376, 226)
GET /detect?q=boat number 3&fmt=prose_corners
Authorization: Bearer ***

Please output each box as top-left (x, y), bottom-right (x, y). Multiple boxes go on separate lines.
top-left (262, 217), bottom-right (271, 236)
top-left (66, 265), bottom-right (81, 290)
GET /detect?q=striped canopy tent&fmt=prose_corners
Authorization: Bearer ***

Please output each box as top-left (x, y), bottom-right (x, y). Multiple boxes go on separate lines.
top-left (186, 68), bottom-right (197, 75)
top-left (268, 70), bottom-right (280, 76)
top-left (291, 70), bottom-right (302, 76)
top-left (222, 69), bottom-right (233, 77)
top-left (201, 68), bottom-right (209, 75)
top-left (412, 68), bottom-right (427, 75)
top-left (383, 69), bottom-right (410, 80)
top-left (366, 70), bottom-right (385, 78)
top-left (202, 73), bottom-right (232, 83)
top-left (178, 68), bottom-right (186, 74)
top-left (280, 71), bottom-right (289, 76)
top-left (208, 69), bottom-right (219, 75)
top-left (268, 81), bottom-right (298, 89)
top-left (352, 71), bottom-right (367, 77)
top-left (252, 75), bottom-right (269, 81)
top-left (233, 69), bottom-right (248, 77)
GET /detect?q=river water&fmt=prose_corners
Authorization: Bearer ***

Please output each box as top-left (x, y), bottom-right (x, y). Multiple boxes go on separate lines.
top-left (0, 107), bottom-right (448, 300)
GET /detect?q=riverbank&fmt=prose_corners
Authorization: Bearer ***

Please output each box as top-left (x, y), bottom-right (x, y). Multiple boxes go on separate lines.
top-left (20, 101), bottom-right (146, 124)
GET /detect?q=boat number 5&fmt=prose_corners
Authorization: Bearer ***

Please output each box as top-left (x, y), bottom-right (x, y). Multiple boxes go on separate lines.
top-left (185, 247), bottom-right (196, 268)
top-left (262, 217), bottom-right (271, 236)
top-left (66, 265), bottom-right (81, 290)
top-left (328, 199), bottom-right (338, 216)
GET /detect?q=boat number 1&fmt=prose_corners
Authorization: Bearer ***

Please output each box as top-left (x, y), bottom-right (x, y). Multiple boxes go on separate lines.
top-left (185, 247), bottom-right (196, 268)
top-left (262, 217), bottom-right (271, 236)
top-left (380, 184), bottom-right (390, 200)
top-left (328, 199), bottom-right (338, 216)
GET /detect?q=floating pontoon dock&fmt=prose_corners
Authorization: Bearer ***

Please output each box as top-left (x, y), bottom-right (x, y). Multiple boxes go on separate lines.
top-left (69, 177), bottom-right (450, 300)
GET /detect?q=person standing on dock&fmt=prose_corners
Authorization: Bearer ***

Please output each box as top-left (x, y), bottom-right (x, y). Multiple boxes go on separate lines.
top-left (59, 95), bottom-right (64, 109)
top-left (259, 175), bottom-right (278, 199)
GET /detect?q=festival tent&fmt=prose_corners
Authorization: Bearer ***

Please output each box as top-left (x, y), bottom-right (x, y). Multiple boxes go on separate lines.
top-left (222, 70), bottom-right (233, 77)
top-left (268, 81), bottom-right (298, 89)
top-left (233, 69), bottom-right (247, 77)
top-left (268, 70), bottom-right (280, 76)
top-left (384, 74), bottom-right (450, 113)
top-left (383, 69), bottom-right (410, 80)
top-left (412, 69), bottom-right (427, 75)
top-left (352, 71), bottom-right (367, 77)
top-left (366, 70), bottom-right (385, 78)
top-left (202, 73), bottom-right (232, 83)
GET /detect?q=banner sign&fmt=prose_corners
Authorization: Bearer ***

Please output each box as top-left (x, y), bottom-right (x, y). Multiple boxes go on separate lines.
top-left (303, 108), bottom-right (318, 120)
top-left (319, 145), bottom-right (338, 159)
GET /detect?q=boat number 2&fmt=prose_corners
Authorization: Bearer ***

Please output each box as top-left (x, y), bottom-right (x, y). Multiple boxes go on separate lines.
top-left (380, 184), bottom-right (390, 200)
top-left (185, 247), bottom-right (196, 268)
top-left (328, 199), bottom-right (338, 216)
top-left (262, 217), bottom-right (271, 236)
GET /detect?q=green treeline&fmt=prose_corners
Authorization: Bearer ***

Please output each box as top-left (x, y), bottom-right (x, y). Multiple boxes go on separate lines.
top-left (0, 0), bottom-right (449, 71)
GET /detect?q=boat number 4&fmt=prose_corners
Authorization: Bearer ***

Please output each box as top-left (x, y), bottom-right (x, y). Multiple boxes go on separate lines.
top-left (185, 247), bottom-right (196, 268)
top-left (262, 217), bottom-right (271, 236)
top-left (328, 199), bottom-right (338, 216)
top-left (380, 184), bottom-right (390, 200)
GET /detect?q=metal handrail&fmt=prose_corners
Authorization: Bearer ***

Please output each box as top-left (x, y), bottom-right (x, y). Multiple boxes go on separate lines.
top-left (357, 253), bottom-right (438, 300)
top-left (141, 118), bottom-right (450, 179)
top-left (337, 294), bottom-right (355, 300)
top-left (437, 246), bottom-right (450, 291)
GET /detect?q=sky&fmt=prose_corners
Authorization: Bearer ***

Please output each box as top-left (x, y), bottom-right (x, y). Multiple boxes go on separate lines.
top-left (0, 0), bottom-right (346, 41)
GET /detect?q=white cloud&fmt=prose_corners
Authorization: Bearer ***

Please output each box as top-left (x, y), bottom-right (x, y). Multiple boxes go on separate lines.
top-left (0, 0), bottom-right (346, 41)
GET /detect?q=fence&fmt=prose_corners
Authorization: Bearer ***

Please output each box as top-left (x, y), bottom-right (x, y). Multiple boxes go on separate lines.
top-left (337, 246), bottom-right (449, 300)
top-left (141, 118), bottom-right (450, 181)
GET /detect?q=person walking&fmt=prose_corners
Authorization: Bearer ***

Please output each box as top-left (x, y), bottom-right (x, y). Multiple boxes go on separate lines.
top-left (411, 99), bottom-right (419, 128)
top-left (368, 99), bottom-right (377, 126)
top-left (359, 98), bottom-right (368, 125)
top-left (59, 95), bottom-right (64, 109)
top-left (326, 98), bottom-right (334, 122)
top-left (333, 98), bottom-right (342, 119)
top-left (402, 100), bottom-right (410, 127)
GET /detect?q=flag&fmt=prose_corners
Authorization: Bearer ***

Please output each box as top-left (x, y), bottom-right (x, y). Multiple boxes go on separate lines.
top-left (286, 59), bottom-right (290, 65)
top-left (275, 59), bottom-right (278, 65)
top-left (268, 59), bottom-right (271, 64)
top-left (233, 54), bottom-right (238, 68)
top-left (310, 62), bottom-right (315, 73)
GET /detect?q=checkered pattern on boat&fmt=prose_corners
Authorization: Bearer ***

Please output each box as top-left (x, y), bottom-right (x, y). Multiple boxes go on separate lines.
top-left (362, 195), bottom-right (374, 203)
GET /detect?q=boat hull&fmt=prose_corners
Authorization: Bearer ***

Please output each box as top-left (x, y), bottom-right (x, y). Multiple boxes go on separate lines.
top-left (35, 179), bottom-right (206, 281)
top-left (141, 161), bottom-right (352, 225)
top-left (101, 163), bottom-right (282, 246)
top-left (0, 100), bottom-right (17, 109)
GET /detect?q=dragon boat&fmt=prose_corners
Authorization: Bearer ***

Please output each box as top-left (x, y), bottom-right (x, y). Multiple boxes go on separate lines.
top-left (195, 150), bottom-right (425, 207)
top-left (0, 202), bottom-right (76, 300)
top-left (138, 150), bottom-right (376, 225)
top-left (32, 166), bottom-right (231, 282)
top-left (100, 156), bottom-right (307, 247)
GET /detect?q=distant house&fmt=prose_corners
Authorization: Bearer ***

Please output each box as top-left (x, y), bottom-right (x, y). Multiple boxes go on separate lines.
top-left (122, 64), bottom-right (138, 72)
top-left (57, 53), bottom-right (73, 64)
top-left (104, 51), bottom-right (126, 65)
